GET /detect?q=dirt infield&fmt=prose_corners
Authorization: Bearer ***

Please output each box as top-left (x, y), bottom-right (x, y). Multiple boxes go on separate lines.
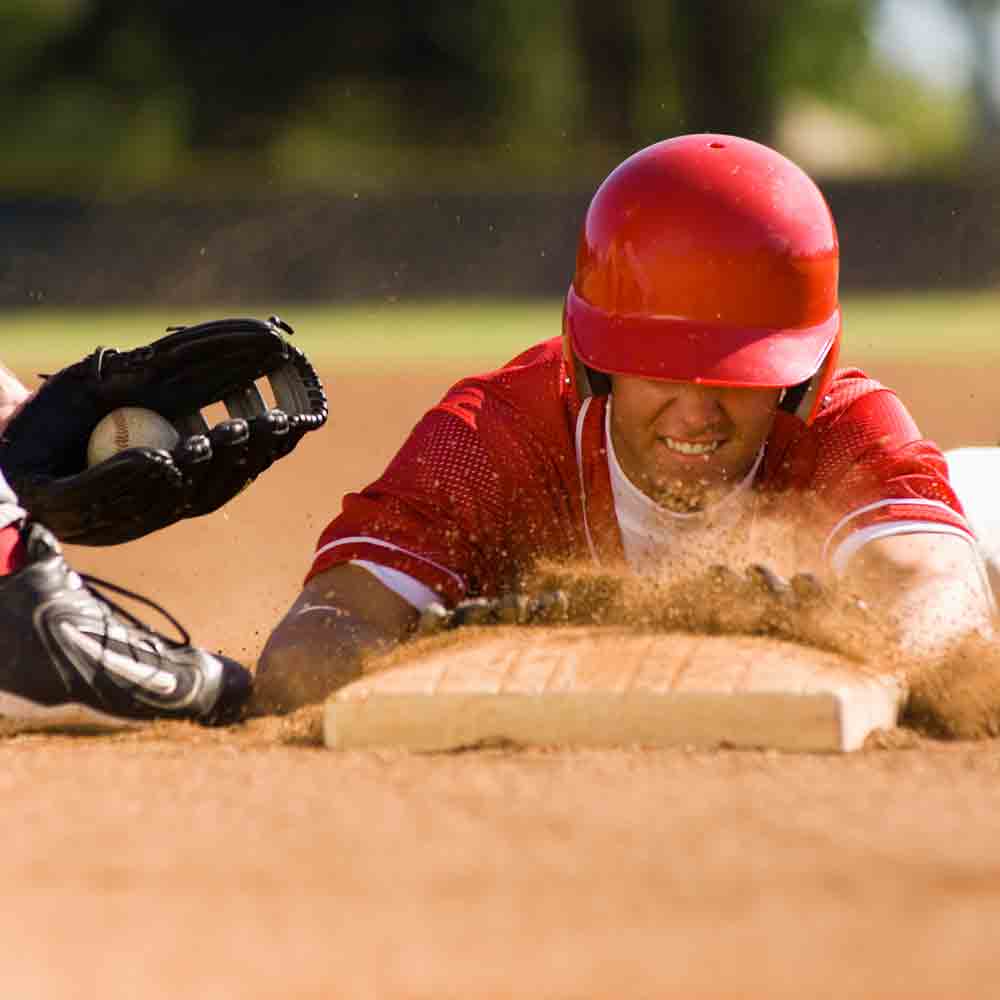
top-left (9, 358), bottom-right (1000, 999)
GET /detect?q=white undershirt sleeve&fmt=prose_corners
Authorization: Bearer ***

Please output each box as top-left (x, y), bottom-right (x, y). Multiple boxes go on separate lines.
top-left (350, 560), bottom-right (443, 611)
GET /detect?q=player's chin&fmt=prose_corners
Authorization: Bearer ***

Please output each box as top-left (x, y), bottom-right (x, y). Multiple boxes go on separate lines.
top-left (649, 462), bottom-right (743, 506)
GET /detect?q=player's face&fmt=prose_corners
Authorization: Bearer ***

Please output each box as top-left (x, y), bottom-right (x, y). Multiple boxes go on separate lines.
top-left (609, 375), bottom-right (782, 512)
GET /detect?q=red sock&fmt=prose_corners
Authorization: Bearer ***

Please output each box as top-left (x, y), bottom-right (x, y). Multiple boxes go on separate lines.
top-left (0, 524), bottom-right (25, 575)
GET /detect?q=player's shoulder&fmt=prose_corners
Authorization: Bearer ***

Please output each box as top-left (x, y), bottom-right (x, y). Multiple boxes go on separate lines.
top-left (810, 366), bottom-right (921, 443)
top-left (762, 366), bottom-right (922, 489)
top-left (436, 337), bottom-right (570, 424)
top-left (815, 366), bottom-right (895, 421)
top-left (471, 336), bottom-right (565, 388)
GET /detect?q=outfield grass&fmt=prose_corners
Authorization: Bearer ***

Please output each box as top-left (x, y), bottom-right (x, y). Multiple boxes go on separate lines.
top-left (0, 291), bottom-right (997, 372)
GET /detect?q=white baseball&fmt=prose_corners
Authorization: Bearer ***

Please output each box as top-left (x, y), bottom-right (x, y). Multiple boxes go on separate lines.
top-left (87, 407), bottom-right (181, 467)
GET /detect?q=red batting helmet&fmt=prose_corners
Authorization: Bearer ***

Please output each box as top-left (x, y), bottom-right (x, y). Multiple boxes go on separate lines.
top-left (563, 134), bottom-right (841, 424)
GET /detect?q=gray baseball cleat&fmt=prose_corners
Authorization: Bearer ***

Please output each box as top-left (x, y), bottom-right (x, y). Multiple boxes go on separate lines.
top-left (0, 520), bottom-right (251, 728)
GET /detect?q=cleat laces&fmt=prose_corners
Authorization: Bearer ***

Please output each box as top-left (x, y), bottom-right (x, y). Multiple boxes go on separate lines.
top-left (77, 572), bottom-right (192, 658)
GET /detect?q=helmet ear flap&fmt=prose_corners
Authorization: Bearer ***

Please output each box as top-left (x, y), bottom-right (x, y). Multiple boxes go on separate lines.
top-left (778, 337), bottom-right (840, 425)
top-left (564, 350), bottom-right (610, 402)
top-left (563, 295), bottom-right (611, 402)
top-left (778, 379), bottom-right (810, 416)
top-left (582, 366), bottom-right (611, 398)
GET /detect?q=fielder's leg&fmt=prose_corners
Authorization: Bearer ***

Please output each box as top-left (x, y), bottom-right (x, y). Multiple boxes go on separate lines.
top-left (0, 469), bottom-right (252, 727)
top-left (944, 447), bottom-right (1000, 606)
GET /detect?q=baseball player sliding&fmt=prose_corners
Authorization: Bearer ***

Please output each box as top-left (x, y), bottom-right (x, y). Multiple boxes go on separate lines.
top-left (257, 134), bottom-right (997, 713)
top-left (0, 318), bottom-right (327, 727)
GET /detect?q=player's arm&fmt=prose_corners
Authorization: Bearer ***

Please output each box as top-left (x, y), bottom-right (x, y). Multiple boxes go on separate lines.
top-left (255, 362), bottom-right (569, 713)
top-left (844, 532), bottom-right (993, 656)
top-left (807, 385), bottom-right (993, 656)
top-left (253, 563), bottom-right (420, 714)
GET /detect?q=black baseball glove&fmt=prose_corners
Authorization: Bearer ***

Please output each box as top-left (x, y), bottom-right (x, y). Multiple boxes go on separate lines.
top-left (0, 315), bottom-right (327, 545)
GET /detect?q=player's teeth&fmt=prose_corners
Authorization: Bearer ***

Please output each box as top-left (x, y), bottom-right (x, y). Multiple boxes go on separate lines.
top-left (664, 437), bottom-right (720, 455)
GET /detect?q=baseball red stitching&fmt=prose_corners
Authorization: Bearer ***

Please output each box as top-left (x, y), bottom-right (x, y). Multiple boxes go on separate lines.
top-left (113, 409), bottom-right (129, 451)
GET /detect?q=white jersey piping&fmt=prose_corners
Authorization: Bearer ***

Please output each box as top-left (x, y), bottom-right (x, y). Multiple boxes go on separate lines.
top-left (574, 396), bottom-right (600, 564)
top-left (314, 535), bottom-right (466, 591)
top-left (829, 519), bottom-right (996, 615)
top-left (352, 561), bottom-right (443, 611)
top-left (822, 497), bottom-right (970, 564)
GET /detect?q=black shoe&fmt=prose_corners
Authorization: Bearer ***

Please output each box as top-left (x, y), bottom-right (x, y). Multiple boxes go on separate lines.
top-left (0, 521), bottom-right (252, 728)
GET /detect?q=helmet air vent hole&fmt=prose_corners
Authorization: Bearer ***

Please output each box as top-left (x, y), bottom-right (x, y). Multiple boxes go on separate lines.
top-left (709, 142), bottom-right (725, 149)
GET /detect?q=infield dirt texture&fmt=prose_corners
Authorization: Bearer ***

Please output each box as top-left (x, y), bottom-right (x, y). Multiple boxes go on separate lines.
top-left (8, 355), bottom-right (1000, 999)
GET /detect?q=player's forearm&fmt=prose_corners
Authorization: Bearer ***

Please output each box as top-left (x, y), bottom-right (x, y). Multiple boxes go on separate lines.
top-left (846, 533), bottom-right (994, 658)
top-left (254, 609), bottom-right (401, 713)
top-left (0, 364), bottom-right (30, 433)
top-left (254, 563), bottom-right (419, 713)
top-left (878, 573), bottom-right (993, 657)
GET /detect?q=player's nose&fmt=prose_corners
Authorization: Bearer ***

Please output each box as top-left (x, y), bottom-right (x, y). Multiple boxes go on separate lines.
top-left (665, 383), bottom-right (727, 433)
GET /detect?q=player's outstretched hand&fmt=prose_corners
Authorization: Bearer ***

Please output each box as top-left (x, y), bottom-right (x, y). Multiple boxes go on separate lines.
top-left (729, 564), bottom-right (829, 607)
top-left (0, 316), bottom-right (328, 545)
top-left (416, 591), bottom-right (571, 635)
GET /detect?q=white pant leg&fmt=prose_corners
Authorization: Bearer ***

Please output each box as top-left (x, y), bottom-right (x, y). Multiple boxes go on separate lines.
top-left (0, 469), bottom-right (26, 529)
top-left (945, 447), bottom-right (1000, 598)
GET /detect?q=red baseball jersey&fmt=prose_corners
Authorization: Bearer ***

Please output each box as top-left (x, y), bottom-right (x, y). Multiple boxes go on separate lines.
top-left (310, 338), bottom-right (971, 604)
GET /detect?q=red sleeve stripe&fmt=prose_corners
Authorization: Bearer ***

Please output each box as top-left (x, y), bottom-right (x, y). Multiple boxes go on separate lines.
top-left (309, 536), bottom-right (467, 602)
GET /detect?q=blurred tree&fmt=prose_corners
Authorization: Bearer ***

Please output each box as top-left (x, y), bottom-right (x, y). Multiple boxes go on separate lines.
top-left (0, 0), bottom-right (79, 79)
top-left (949, 0), bottom-right (1000, 156)
top-left (668, 0), bottom-right (874, 142)
top-left (0, 0), bottom-right (932, 191)
top-left (668, 0), bottom-right (786, 138)
top-left (572, 0), bottom-right (644, 148)
top-left (12, 0), bottom-right (511, 152)
top-left (569, 0), bottom-right (873, 150)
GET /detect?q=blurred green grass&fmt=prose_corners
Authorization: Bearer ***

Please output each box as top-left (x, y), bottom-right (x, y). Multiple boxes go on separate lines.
top-left (0, 292), bottom-right (997, 373)
top-left (0, 302), bottom-right (562, 373)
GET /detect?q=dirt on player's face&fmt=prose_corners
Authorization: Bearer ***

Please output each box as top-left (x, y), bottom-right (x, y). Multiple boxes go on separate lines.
top-left (609, 376), bottom-right (782, 513)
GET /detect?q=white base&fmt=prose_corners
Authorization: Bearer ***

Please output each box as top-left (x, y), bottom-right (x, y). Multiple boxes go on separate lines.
top-left (324, 628), bottom-right (905, 754)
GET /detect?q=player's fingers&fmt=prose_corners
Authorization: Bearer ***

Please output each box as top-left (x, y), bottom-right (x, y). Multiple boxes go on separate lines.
top-left (417, 590), bottom-right (571, 635)
top-left (790, 572), bottom-right (825, 604)
top-left (452, 598), bottom-right (497, 626)
top-left (416, 602), bottom-right (451, 636)
top-left (528, 590), bottom-right (571, 622)
top-left (746, 563), bottom-right (794, 604)
top-left (707, 564), bottom-right (741, 588)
